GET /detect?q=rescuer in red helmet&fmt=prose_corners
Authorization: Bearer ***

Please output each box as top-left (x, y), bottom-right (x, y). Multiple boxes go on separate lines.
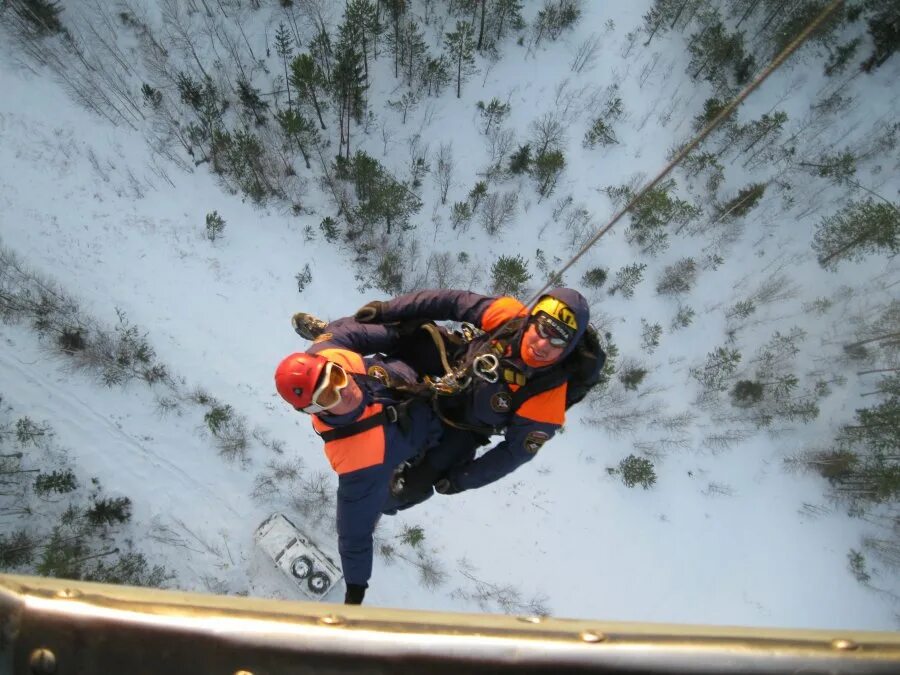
top-left (274, 318), bottom-right (443, 606)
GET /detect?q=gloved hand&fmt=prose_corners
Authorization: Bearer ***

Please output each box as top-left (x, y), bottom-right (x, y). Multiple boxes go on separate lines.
top-left (345, 583), bottom-right (366, 605)
top-left (434, 477), bottom-right (462, 495)
top-left (390, 460), bottom-right (441, 501)
top-left (355, 300), bottom-right (387, 323)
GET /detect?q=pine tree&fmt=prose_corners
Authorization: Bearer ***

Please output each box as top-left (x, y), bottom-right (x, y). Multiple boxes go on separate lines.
top-left (344, 0), bottom-right (380, 84)
top-left (532, 149), bottom-right (565, 199)
top-left (581, 267), bottom-right (607, 289)
top-left (612, 454), bottom-right (656, 489)
top-left (332, 43), bottom-right (367, 159)
top-left (608, 262), bottom-right (647, 298)
top-left (491, 0), bottom-right (525, 42)
top-left (274, 22), bottom-right (295, 108)
top-left (508, 144), bottom-right (532, 175)
top-left (812, 198), bottom-right (900, 270)
top-left (236, 78), bottom-right (270, 127)
top-left (715, 183), bottom-right (766, 220)
top-left (617, 179), bottom-right (700, 255)
top-left (290, 54), bottom-right (328, 130)
top-left (391, 17), bottom-right (428, 88)
top-left (477, 97), bottom-right (511, 135)
top-left (205, 211), bottom-right (226, 241)
top-left (275, 108), bottom-right (319, 169)
top-left (422, 56), bottom-right (452, 96)
top-left (656, 257), bottom-right (697, 296)
top-left (491, 254), bottom-right (531, 296)
top-left (444, 21), bottom-right (476, 98)
top-left (620, 366), bottom-right (648, 390)
top-left (861, 4), bottom-right (900, 73)
top-left (386, 0), bottom-right (407, 78)
top-left (687, 16), bottom-right (754, 92)
top-left (690, 347), bottom-right (741, 393)
top-left (10, 0), bottom-right (65, 36)
top-left (308, 28), bottom-right (334, 82)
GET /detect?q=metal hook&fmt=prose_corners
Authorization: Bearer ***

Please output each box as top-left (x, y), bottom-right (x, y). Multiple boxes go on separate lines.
top-left (472, 353), bottom-right (500, 383)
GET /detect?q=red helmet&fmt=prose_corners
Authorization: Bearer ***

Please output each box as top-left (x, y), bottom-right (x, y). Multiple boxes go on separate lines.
top-left (274, 352), bottom-right (329, 410)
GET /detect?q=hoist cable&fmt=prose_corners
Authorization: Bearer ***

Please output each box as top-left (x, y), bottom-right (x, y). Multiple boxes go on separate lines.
top-left (521, 0), bottom-right (845, 312)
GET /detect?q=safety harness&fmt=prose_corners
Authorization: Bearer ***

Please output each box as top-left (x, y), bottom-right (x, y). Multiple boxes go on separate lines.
top-left (313, 319), bottom-right (606, 442)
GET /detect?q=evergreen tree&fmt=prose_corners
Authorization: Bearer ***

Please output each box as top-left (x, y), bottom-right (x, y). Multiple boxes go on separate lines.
top-left (274, 22), bottom-right (295, 108)
top-left (477, 97), bottom-right (511, 135)
top-left (289, 54), bottom-right (328, 130)
top-left (687, 16), bottom-right (754, 92)
top-left (388, 16), bottom-right (428, 88)
top-left (10, 0), bottom-right (65, 36)
top-left (581, 267), bottom-right (607, 289)
top-left (640, 319), bottom-right (662, 353)
top-left (491, 0), bottom-right (525, 42)
top-left (690, 347), bottom-right (741, 393)
top-left (344, 0), bottom-right (380, 84)
top-left (309, 27), bottom-right (334, 82)
top-left (508, 144), bottom-right (532, 175)
top-left (236, 77), bottom-right (270, 127)
top-left (861, 4), bottom-right (900, 73)
top-left (615, 179), bottom-right (700, 255)
top-left (532, 149), bottom-right (565, 199)
top-left (620, 366), bottom-right (648, 391)
top-left (386, 0), bottom-right (407, 78)
top-left (608, 262), bottom-right (647, 298)
top-left (469, 181), bottom-right (488, 210)
top-left (275, 108), bottom-right (319, 169)
top-left (715, 183), bottom-right (766, 220)
top-left (491, 254), bottom-right (531, 296)
top-left (656, 257), bottom-right (697, 296)
top-left (331, 44), bottom-right (367, 160)
top-left (444, 21), bottom-right (476, 98)
top-left (205, 211), bottom-right (225, 241)
top-left (611, 454), bottom-right (656, 489)
top-left (87, 496), bottom-right (132, 527)
top-left (34, 469), bottom-right (77, 496)
top-left (812, 198), bottom-right (900, 270)
top-left (422, 55), bottom-right (452, 96)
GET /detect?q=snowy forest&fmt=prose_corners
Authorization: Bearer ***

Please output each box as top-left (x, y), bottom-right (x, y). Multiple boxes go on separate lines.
top-left (0, 0), bottom-right (898, 628)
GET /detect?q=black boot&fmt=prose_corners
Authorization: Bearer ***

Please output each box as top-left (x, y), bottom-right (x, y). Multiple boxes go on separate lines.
top-left (292, 312), bottom-right (328, 340)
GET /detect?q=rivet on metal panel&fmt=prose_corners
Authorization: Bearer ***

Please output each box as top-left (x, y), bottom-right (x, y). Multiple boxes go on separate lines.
top-left (54, 588), bottom-right (81, 599)
top-left (580, 631), bottom-right (607, 644)
top-left (517, 616), bottom-right (544, 624)
top-left (28, 648), bottom-right (57, 674)
top-left (319, 614), bottom-right (345, 626)
top-left (831, 639), bottom-right (859, 651)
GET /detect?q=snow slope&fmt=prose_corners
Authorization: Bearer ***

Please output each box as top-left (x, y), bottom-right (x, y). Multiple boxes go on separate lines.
top-left (1, 0), bottom-right (897, 629)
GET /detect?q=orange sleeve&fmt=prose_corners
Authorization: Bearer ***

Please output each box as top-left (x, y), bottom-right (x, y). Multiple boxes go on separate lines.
top-left (516, 383), bottom-right (567, 426)
top-left (480, 297), bottom-right (528, 331)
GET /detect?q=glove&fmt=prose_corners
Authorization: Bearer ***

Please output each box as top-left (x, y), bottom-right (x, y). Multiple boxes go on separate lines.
top-left (391, 460), bottom-right (441, 501)
top-left (434, 477), bottom-right (461, 495)
top-left (355, 300), bottom-right (387, 323)
top-left (344, 583), bottom-right (366, 605)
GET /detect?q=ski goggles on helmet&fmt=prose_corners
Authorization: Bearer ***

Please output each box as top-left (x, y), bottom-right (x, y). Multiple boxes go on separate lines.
top-left (300, 362), bottom-right (349, 414)
top-left (532, 311), bottom-right (575, 347)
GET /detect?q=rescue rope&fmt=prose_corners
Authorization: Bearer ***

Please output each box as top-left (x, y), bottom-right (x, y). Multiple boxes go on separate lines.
top-left (521, 0), bottom-right (845, 312)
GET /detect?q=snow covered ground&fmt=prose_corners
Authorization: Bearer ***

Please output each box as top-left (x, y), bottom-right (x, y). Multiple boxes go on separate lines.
top-left (1, 0), bottom-right (898, 630)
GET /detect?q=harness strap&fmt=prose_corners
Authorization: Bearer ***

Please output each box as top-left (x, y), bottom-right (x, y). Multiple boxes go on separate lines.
top-left (315, 399), bottom-right (413, 443)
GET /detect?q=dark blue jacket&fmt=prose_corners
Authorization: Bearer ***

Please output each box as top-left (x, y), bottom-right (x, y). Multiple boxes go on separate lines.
top-left (306, 318), bottom-right (442, 587)
top-left (372, 288), bottom-right (591, 492)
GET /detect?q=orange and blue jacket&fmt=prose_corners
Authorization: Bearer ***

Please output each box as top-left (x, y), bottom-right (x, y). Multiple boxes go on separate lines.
top-left (307, 318), bottom-right (443, 586)
top-left (371, 288), bottom-right (590, 492)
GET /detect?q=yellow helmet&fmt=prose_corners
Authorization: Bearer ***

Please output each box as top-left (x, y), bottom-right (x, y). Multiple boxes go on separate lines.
top-left (531, 296), bottom-right (578, 330)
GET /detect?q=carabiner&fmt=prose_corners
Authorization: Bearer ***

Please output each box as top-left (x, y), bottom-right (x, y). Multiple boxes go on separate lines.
top-left (472, 353), bottom-right (500, 383)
